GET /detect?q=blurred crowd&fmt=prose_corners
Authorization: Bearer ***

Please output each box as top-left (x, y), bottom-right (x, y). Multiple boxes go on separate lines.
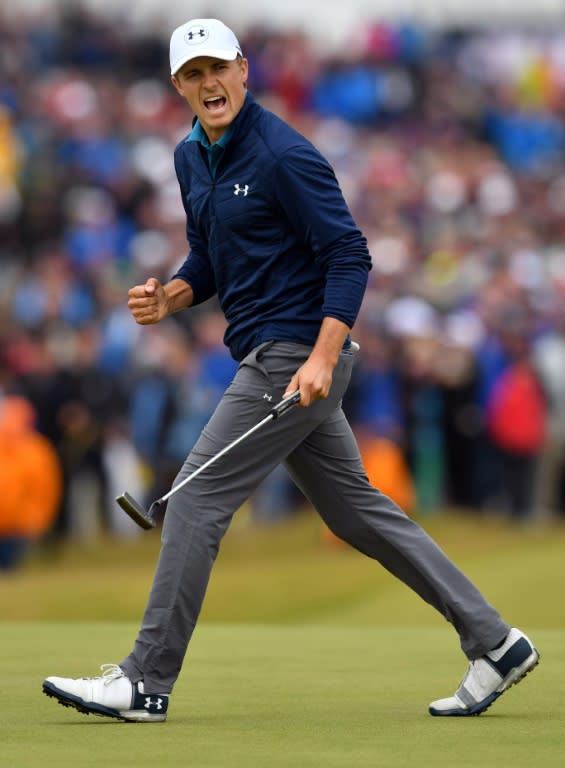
top-left (2, 6), bottom-right (565, 565)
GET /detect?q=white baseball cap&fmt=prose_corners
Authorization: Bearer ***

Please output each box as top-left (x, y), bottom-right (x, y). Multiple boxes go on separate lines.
top-left (170, 19), bottom-right (243, 76)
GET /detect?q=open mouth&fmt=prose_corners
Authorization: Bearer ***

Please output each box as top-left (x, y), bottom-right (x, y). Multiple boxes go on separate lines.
top-left (204, 95), bottom-right (227, 112)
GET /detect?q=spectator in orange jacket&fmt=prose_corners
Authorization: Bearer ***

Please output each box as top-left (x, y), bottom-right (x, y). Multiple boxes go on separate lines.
top-left (0, 396), bottom-right (63, 570)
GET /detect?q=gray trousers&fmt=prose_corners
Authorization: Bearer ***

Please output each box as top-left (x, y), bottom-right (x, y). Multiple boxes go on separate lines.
top-left (120, 342), bottom-right (509, 693)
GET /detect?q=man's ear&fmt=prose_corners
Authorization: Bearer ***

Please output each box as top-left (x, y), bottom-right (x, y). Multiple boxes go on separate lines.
top-left (240, 56), bottom-right (249, 88)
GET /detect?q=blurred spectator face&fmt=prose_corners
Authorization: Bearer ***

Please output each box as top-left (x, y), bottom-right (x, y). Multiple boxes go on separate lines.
top-left (171, 56), bottom-right (249, 142)
top-left (401, 336), bottom-right (440, 380)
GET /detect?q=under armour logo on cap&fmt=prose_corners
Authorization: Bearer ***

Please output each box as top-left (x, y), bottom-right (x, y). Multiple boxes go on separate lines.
top-left (185, 26), bottom-right (209, 44)
top-left (170, 18), bottom-right (243, 75)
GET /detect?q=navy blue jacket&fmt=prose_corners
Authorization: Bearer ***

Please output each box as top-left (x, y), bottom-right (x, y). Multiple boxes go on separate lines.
top-left (173, 93), bottom-right (372, 361)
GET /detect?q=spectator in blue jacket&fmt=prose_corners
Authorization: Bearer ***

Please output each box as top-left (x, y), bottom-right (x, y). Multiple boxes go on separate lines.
top-left (43, 18), bottom-right (539, 724)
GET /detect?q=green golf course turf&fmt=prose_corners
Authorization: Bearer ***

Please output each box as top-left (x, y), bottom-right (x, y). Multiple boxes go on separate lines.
top-left (1, 510), bottom-right (564, 766)
top-left (2, 624), bottom-right (563, 768)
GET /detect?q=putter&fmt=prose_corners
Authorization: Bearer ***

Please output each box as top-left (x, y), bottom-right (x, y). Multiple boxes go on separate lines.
top-left (116, 390), bottom-right (301, 530)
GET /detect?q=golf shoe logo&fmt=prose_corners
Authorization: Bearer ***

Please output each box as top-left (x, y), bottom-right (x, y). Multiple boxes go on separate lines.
top-left (234, 184), bottom-right (249, 196)
top-left (145, 696), bottom-right (164, 711)
top-left (185, 26), bottom-right (209, 44)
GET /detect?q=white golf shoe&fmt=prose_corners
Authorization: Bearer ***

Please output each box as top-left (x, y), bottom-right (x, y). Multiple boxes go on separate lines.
top-left (43, 664), bottom-right (168, 722)
top-left (429, 627), bottom-right (539, 716)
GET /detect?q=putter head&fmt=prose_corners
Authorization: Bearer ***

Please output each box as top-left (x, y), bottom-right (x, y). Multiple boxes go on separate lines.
top-left (116, 492), bottom-right (156, 530)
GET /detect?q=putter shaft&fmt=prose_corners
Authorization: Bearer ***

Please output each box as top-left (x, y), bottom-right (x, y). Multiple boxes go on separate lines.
top-left (116, 390), bottom-right (301, 529)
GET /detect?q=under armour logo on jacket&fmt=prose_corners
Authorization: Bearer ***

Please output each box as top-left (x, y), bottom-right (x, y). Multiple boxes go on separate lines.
top-left (145, 696), bottom-right (164, 710)
top-left (234, 184), bottom-right (249, 196)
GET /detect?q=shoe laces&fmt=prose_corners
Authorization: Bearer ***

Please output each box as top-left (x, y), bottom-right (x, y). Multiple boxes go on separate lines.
top-left (457, 657), bottom-right (492, 697)
top-left (100, 663), bottom-right (125, 685)
top-left (456, 660), bottom-right (478, 692)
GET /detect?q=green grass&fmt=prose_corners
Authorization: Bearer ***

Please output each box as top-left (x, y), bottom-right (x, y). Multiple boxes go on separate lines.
top-left (2, 624), bottom-right (562, 768)
top-left (2, 509), bottom-right (565, 626)
top-left (1, 510), bottom-right (564, 766)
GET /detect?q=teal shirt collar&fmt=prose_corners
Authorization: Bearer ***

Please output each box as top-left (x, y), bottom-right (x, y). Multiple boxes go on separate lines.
top-left (188, 121), bottom-right (234, 177)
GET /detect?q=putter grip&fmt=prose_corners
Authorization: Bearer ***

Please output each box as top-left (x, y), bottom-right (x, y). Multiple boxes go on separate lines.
top-left (271, 390), bottom-right (301, 419)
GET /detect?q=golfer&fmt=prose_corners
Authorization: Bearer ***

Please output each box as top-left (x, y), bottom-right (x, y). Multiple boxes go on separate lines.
top-left (43, 18), bottom-right (539, 722)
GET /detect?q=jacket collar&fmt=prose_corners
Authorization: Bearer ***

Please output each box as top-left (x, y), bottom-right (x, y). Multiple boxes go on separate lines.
top-left (229, 91), bottom-right (261, 140)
